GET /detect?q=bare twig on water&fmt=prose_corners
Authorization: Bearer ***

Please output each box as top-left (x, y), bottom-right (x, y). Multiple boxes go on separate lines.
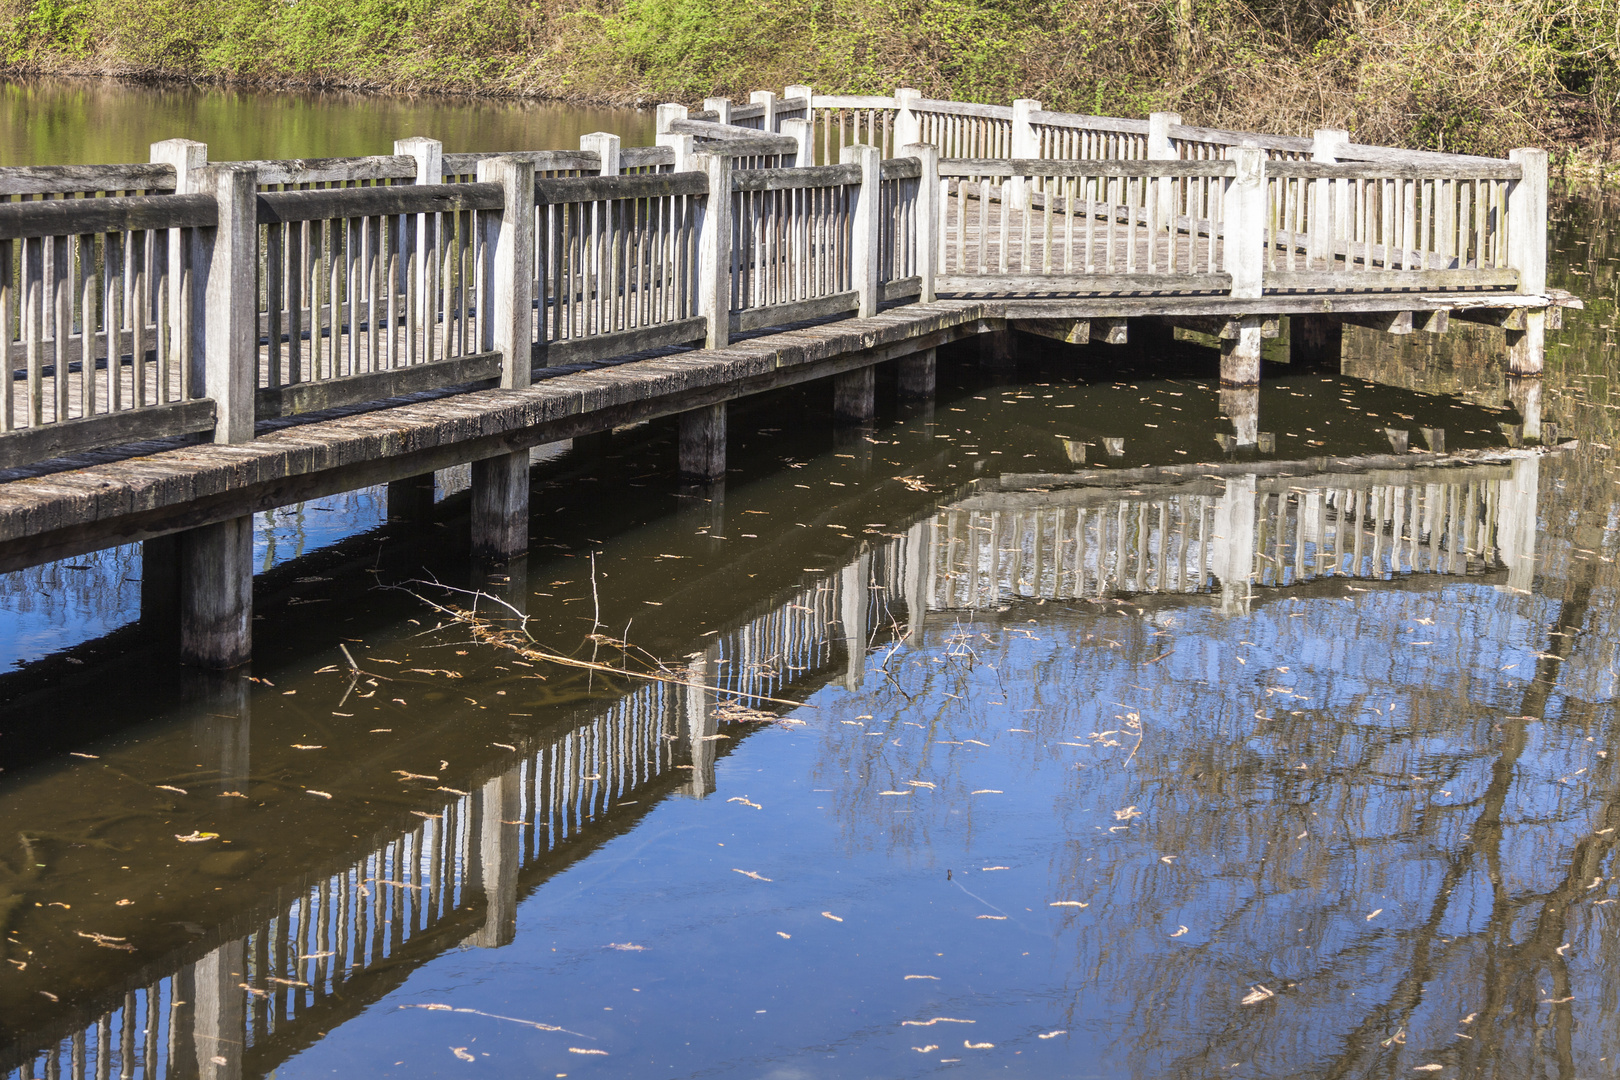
top-left (395, 580), bottom-right (813, 710)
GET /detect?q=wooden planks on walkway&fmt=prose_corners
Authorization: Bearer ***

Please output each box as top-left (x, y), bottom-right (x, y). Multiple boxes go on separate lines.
top-left (0, 301), bottom-right (987, 572)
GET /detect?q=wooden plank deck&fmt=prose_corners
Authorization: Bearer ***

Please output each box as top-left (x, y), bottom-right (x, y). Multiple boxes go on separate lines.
top-left (0, 301), bottom-right (988, 572)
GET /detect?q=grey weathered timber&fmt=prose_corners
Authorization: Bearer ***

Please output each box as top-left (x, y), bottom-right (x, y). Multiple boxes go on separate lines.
top-left (0, 304), bottom-right (983, 573)
top-left (679, 403), bottom-right (727, 481)
top-left (1163, 315), bottom-right (1280, 340)
top-left (1265, 269), bottom-right (1520, 291)
top-left (249, 155), bottom-right (416, 185)
top-left (1220, 315), bottom-right (1266, 385)
top-left (533, 321), bottom-right (708, 369)
top-left (1506, 147), bottom-right (1548, 376)
top-left (254, 183), bottom-right (502, 223)
top-left (940, 158), bottom-right (1235, 178)
top-left (470, 451), bottom-right (529, 563)
top-left (195, 165), bottom-right (258, 445)
top-left (179, 515), bottom-right (252, 668)
top-left (478, 157), bottom-right (536, 391)
top-left (535, 172), bottom-right (706, 203)
top-left (1225, 147), bottom-right (1265, 301)
top-left (0, 162), bottom-right (176, 196)
top-left (982, 328), bottom-right (1016, 368)
top-left (1267, 160), bottom-right (1521, 180)
top-left (896, 349), bottom-right (935, 400)
top-left (1289, 315), bottom-right (1343, 365)
top-left (0, 194), bottom-right (216, 239)
top-left (731, 293), bottom-right (860, 334)
top-left (843, 144), bottom-right (882, 318)
top-left (695, 154), bottom-right (732, 349)
top-left (256, 353), bottom-right (504, 418)
top-left (444, 150), bottom-right (597, 176)
top-left (833, 366), bottom-right (876, 424)
top-left (938, 273), bottom-right (1234, 294)
top-left (732, 164), bottom-right (860, 191)
top-left (388, 473), bottom-right (436, 523)
top-left (0, 401), bottom-right (217, 469)
top-left (1014, 318), bottom-right (1091, 344)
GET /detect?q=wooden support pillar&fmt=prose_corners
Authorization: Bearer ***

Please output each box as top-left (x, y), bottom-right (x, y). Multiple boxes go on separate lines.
top-left (842, 143), bottom-right (882, 318)
top-left (142, 533), bottom-right (181, 635)
top-left (1505, 376), bottom-right (1543, 442)
top-left (1506, 147), bottom-right (1548, 377)
top-left (1289, 314), bottom-right (1342, 368)
top-left (387, 473), bottom-right (435, 523)
top-left (179, 515), bottom-right (253, 669)
top-left (573, 429), bottom-right (613, 457)
top-left (981, 328), bottom-right (1016, 370)
top-left (470, 451), bottom-right (529, 563)
top-left (897, 348), bottom-right (936, 401)
top-left (679, 403), bottom-right (727, 481)
top-left (833, 366), bottom-right (876, 424)
top-left (1219, 315), bottom-right (1265, 385)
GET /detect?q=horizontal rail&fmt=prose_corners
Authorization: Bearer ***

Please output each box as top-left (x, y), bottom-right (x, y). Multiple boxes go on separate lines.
top-left (621, 146), bottom-right (676, 171)
top-left (938, 272), bottom-right (1234, 293)
top-left (0, 398), bottom-right (216, 468)
top-left (0, 193), bottom-right (217, 239)
top-left (1268, 160), bottom-right (1521, 180)
top-left (254, 182), bottom-right (503, 224)
top-left (532, 318), bottom-right (707, 367)
top-left (535, 171), bottom-right (707, 205)
top-left (442, 150), bottom-right (600, 176)
top-left (1168, 123), bottom-right (1312, 154)
top-left (1266, 269), bottom-right (1520, 291)
top-left (1030, 111), bottom-right (1149, 135)
top-left (247, 155), bottom-right (417, 186)
top-left (880, 159), bottom-right (922, 180)
top-left (731, 292), bottom-right (860, 332)
top-left (255, 352), bottom-right (503, 418)
top-left (812, 95), bottom-right (898, 110)
top-left (0, 163), bottom-right (177, 197)
top-left (941, 158), bottom-right (1236, 178)
top-left (914, 98), bottom-right (1013, 120)
top-left (732, 164), bottom-right (860, 191)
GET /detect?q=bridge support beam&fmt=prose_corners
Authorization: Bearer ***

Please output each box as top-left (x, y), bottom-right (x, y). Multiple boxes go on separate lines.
top-left (180, 516), bottom-right (253, 669)
top-left (834, 366), bottom-right (876, 424)
top-left (1289, 314), bottom-right (1342, 368)
top-left (1219, 316), bottom-right (1266, 385)
top-left (980, 328), bottom-right (1016, 371)
top-left (470, 451), bottom-right (530, 563)
top-left (896, 348), bottom-right (936, 401)
top-left (142, 533), bottom-right (181, 636)
top-left (387, 473), bottom-right (436, 523)
top-left (679, 403), bottom-right (727, 481)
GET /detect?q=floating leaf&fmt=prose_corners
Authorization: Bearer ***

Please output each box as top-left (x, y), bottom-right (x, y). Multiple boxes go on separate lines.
top-left (1241, 985), bottom-right (1276, 1006)
top-left (175, 831), bottom-right (219, 843)
top-left (901, 1018), bottom-right (973, 1026)
top-left (732, 869), bottom-right (772, 881)
top-left (1050, 901), bottom-right (1088, 908)
top-left (821, 912), bottom-right (843, 922)
top-left (451, 1047), bottom-right (475, 1062)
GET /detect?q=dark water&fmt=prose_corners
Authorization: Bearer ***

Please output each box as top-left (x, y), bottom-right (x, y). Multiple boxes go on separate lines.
top-left (3, 80), bottom-right (1620, 1080)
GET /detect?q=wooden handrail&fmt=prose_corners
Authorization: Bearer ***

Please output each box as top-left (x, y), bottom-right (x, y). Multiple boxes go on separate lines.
top-left (0, 192), bottom-right (216, 239)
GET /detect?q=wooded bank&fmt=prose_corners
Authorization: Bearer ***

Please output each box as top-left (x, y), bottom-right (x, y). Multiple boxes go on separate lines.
top-left (3, 0), bottom-right (1619, 158)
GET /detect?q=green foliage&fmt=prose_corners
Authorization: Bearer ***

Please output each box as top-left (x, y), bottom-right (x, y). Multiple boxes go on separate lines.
top-left (2, 0), bottom-right (1618, 153)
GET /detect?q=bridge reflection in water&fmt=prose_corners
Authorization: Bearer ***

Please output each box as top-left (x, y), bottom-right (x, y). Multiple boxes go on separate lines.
top-left (3, 451), bottom-right (1544, 1080)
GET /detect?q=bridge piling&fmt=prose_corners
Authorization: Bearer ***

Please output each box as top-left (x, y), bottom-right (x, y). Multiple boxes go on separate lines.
top-left (387, 474), bottom-right (437, 523)
top-left (833, 367), bottom-right (877, 424)
top-left (470, 453), bottom-right (530, 563)
top-left (679, 403), bottom-right (728, 481)
top-left (179, 516), bottom-right (253, 669)
top-left (896, 348), bottom-right (936, 401)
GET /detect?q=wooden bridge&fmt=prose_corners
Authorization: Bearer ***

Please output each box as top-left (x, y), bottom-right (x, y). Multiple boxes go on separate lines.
top-left (0, 86), bottom-right (1567, 665)
top-left (0, 447), bottom-right (1545, 1080)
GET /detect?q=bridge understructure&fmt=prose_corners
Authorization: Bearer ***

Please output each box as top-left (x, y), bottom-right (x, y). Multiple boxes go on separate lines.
top-left (0, 87), bottom-right (1573, 666)
top-left (0, 446), bottom-right (1548, 1080)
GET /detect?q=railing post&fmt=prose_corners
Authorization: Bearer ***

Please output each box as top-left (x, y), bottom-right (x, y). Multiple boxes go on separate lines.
top-left (153, 139), bottom-right (208, 403)
top-left (1506, 147), bottom-right (1548, 376)
top-left (903, 142), bottom-right (939, 302)
top-left (192, 164), bottom-right (257, 444)
top-left (785, 84), bottom-right (812, 108)
top-left (1148, 112), bottom-right (1181, 231)
top-left (390, 136), bottom-right (445, 522)
top-left (1221, 145), bottom-right (1266, 385)
top-left (657, 104), bottom-right (694, 170)
top-left (703, 97), bottom-right (732, 126)
top-left (395, 135), bottom-right (442, 185)
top-left (781, 118), bottom-right (813, 168)
top-left (843, 143), bottom-right (882, 318)
top-left (581, 132), bottom-right (621, 177)
top-left (750, 90), bottom-right (778, 132)
top-left (1009, 98), bottom-right (1041, 210)
top-left (476, 156), bottom-right (536, 389)
top-left (694, 152), bottom-right (732, 349)
top-left (895, 87), bottom-right (922, 149)
top-left (1308, 128), bottom-right (1347, 270)
top-left (1224, 145), bottom-right (1265, 300)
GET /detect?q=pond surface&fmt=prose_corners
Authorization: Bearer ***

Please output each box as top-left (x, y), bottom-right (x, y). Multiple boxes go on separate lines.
top-left (1, 79), bottom-right (1620, 1080)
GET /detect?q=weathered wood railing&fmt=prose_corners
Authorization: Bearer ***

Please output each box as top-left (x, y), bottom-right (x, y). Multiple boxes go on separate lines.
top-left (0, 85), bottom-right (1549, 474)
